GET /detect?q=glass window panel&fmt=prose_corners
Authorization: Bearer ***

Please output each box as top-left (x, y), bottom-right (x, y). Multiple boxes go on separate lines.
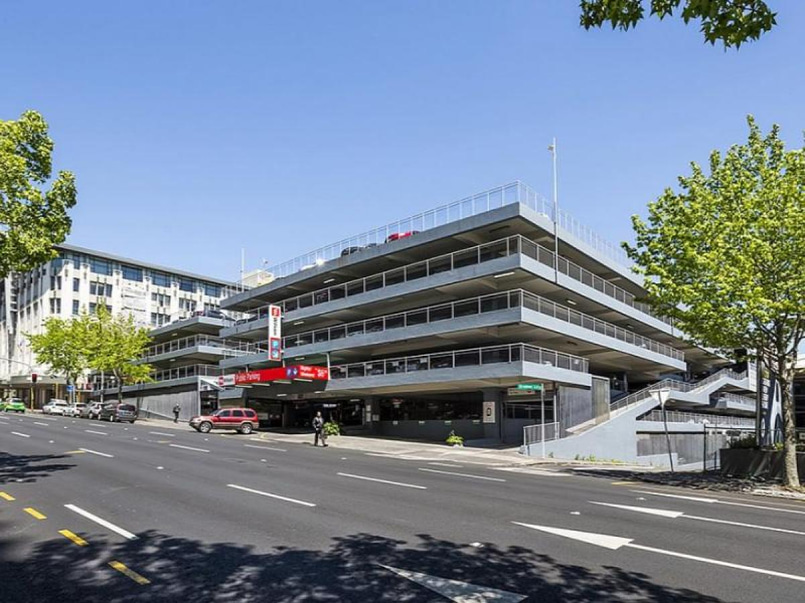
top-left (385, 268), bottom-right (405, 286)
top-left (453, 299), bottom-right (479, 317)
top-left (428, 304), bottom-right (452, 322)
top-left (453, 248), bottom-right (478, 269)
top-left (406, 310), bottom-right (427, 326)
top-left (406, 262), bottom-right (427, 280)
top-left (365, 275), bottom-right (383, 291)
top-left (385, 314), bottom-right (404, 329)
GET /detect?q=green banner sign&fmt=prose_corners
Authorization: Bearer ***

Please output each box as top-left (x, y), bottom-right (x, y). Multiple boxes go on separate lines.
top-left (516, 383), bottom-right (543, 391)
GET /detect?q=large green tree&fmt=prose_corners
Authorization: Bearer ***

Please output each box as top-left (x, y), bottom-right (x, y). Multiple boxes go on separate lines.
top-left (0, 110), bottom-right (77, 276)
top-left (88, 305), bottom-right (153, 403)
top-left (625, 116), bottom-right (805, 488)
top-left (580, 0), bottom-right (777, 48)
top-left (27, 313), bottom-right (93, 400)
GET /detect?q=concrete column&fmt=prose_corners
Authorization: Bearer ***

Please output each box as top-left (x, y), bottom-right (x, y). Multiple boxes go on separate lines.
top-left (479, 388), bottom-right (503, 442)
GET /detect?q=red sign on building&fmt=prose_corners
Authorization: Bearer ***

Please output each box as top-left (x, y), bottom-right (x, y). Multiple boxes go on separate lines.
top-left (233, 364), bottom-right (329, 386)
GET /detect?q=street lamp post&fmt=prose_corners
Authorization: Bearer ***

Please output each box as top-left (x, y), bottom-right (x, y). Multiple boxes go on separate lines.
top-left (548, 138), bottom-right (559, 284)
top-left (657, 388), bottom-right (674, 473)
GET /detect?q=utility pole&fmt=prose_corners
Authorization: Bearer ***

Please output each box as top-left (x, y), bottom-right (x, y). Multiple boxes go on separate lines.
top-left (548, 138), bottom-right (559, 283)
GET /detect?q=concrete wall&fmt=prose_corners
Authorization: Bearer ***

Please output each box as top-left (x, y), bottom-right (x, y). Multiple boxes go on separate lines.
top-left (122, 388), bottom-right (200, 421)
top-left (372, 419), bottom-right (484, 441)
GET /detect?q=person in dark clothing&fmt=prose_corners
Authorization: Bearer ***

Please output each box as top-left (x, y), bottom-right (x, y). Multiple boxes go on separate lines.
top-left (312, 411), bottom-right (327, 446)
top-left (172, 404), bottom-right (181, 423)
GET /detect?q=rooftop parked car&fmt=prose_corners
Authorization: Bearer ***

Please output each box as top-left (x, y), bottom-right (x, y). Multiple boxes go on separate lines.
top-left (1, 398), bottom-right (25, 413)
top-left (98, 403), bottom-right (138, 423)
top-left (42, 399), bottom-right (69, 415)
top-left (385, 230), bottom-right (420, 243)
top-left (189, 408), bottom-right (258, 434)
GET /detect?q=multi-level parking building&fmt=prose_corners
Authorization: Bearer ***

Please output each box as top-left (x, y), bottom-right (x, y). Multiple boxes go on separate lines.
top-left (217, 182), bottom-right (758, 464)
top-left (0, 244), bottom-right (234, 409)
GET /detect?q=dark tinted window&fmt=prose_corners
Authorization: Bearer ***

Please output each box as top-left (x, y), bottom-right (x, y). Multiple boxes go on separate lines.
top-left (118, 405), bottom-right (136, 412)
top-left (232, 410), bottom-right (244, 418)
top-left (218, 410), bottom-right (231, 418)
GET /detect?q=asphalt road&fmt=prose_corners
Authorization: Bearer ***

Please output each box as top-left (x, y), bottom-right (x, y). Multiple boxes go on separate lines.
top-left (1, 412), bottom-right (804, 602)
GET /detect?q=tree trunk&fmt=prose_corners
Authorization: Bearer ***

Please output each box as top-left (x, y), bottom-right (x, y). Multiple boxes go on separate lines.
top-left (777, 356), bottom-right (800, 489)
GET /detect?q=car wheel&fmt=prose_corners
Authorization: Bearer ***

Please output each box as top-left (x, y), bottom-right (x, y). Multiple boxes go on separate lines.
top-left (239, 422), bottom-right (253, 435)
top-left (198, 421), bottom-right (212, 434)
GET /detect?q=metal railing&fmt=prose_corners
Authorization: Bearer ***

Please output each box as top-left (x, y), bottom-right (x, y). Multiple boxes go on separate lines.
top-left (237, 234), bottom-right (669, 327)
top-left (609, 367), bottom-right (748, 415)
top-left (151, 364), bottom-right (223, 382)
top-left (330, 342), bottom-right (588, 380)
top-left (263, 181), bottom-right (632, 280)
top-left (639, 410), bottom-right (755, 428)
top-left (142, 334), bottom-right (248, 360)
top-left (523, 422), bottom-right (560, 446)
top-left (716, 392), bottom-right (756, 409)
top-left (278, 288), bottom-right (682, 361)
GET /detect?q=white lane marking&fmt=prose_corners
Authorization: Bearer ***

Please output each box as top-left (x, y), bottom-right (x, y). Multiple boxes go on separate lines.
top-left (79, 448), bottom-right (114, 458)
top-left (337, 472), bottom-right (427, 490)
top-left (11, 431), bottom-right (30, 438)
top-left (226, 484), bottom-right (316, 507)
top-left (85, 430), bottom-right (109, 436)
top-left (418, 468), bottom-right (506, 482)
top-left (33, 416), bottom-right (58, 421)
top-left (244, 444), bottom-right (287, 452)
top-left (169, 444), bottom-right (209, 453)
top-left (64, 504), bottom-right (138, 540)
top-left (378, 564), bottom-right (527, 602)
top-left (592, 501), bottom-right (805, 536)
top-left (427, 462), bottom-right (464, 468)
top-left (590, 502), bottom-right (683, 518)
top-left (33, 422), bottom-right (50, 427)
top-left (634, 489), bottom-right (805, 516)
top-left (515, 522), bottom-right (805, 582)
top-left (148, 431), bottom-right (176, 437)
top-left (0, 420), bottom-right (10, 424)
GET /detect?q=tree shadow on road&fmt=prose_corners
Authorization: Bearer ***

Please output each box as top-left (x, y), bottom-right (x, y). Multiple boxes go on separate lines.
top-left (0, 451), bottom-right (75, 485)
top-left (0, 529), bottom-right (730, 603)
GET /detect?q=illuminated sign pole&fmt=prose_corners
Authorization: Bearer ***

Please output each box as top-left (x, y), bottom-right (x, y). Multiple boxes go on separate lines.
top-left (268, 305), bottom-right (283, 363)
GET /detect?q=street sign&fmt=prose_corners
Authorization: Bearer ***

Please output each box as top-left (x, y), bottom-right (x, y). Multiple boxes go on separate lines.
top-left (268, 305), bottom-right (283, 361)
top-left (516, 383), bottom-right (543, 391)
top-left (66, 384), bottom-right (75, 393)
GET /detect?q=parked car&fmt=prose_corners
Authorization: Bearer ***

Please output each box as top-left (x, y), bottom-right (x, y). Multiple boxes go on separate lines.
top-left (83, 402), bottom-right (104, 419)
top-left (98, 403), bottom-right (138, 423)
top-left (42, 399), bottom-right (69, 415)
top-left (65, 402), bottom-right (87, 417)
top-left (1, 398), bottom-right (25, 413)
top-left (385, 230), bottom-right (420, 243)
top-left (340, 243), bottom-right (378, 257)
top-left (189, 408), bottom-right (258, 434)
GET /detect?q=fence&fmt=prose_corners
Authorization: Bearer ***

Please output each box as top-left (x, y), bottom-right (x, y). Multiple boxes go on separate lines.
top-left (523, 422), bottom-right (560, 447)
top-left (330, 342), bottom-right (588, 380)
top-left (639, 409), bottom-right (755, 428)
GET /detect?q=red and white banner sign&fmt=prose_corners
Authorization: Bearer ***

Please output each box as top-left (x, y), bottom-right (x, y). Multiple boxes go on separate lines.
top-left (268, 305), bottom-right (282, 361)
top-left (217, 374), bottom-right (236, 387)
top-left (233, 364), bottom-right (329, 386)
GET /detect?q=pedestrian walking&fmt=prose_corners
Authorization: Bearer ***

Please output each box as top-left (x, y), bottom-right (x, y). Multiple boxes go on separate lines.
top-left (172, 404), bottom-right (180, 423)
top-left (312, 411), bottom-right (327, 447)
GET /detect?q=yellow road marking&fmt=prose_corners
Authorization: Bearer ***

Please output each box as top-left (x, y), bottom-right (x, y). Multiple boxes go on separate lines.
top-left (23, 507), bottom-right (47, 520)
top-left (65, 450), bottom-right (86, 454)
top-left (0, 492), bottom-right (15, 501)
top-left (108, 561), bottom-right (151, 585)
top-left (611, 481), bottom-right (633, 486)
top-left (59, 529), bottom-right (89, 546)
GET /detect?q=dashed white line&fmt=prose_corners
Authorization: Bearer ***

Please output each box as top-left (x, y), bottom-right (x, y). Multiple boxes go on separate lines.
top-left (33, 422), bottom-right (50, 427)
top-left (427, 462), bottom-right (464, 468)
top-left (169, 443), bottom-right (209, 453)
top-left (148, 431), bottom-right (176, 437)
top-left (227, 484), bottom-right (316, 507)
top-left (85, 430), bottom-right (109, 436)
top-left (11, 431), bottom-right (30, 438)
top-left (79, 448), bottom-right (114, 458)
top-left (64, 504), bottom-right (138, 540)
top-left (633, 490), bottom-right (805, 516)
top-left (418, 468), bottom-right (506, 482)
top-left (244, 444), bottom-right (287, 452)
top-left (337, 472), bottom-right (427, 490)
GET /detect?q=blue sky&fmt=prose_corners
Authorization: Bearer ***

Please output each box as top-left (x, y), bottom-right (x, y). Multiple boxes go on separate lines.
top-left (2, 1), bottom-right (804, 280)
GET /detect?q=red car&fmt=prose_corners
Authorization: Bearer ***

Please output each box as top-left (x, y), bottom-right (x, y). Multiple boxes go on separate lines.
top-left (385, 230), bottom-right (420, 243)
top-left (189, 408), bottom-right (258, 434)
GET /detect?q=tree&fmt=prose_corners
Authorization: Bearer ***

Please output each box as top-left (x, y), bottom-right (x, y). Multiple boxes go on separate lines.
top-left (579, 0), bottom-right (777, 48)
top-left (624, 116), bottom-right (805, 488)
top-left (0, 110), bottom-right (77, 276)
top-left (27, 313), bottom-right (92, 401)
top-left (88, 305), bottom-right (153, 403)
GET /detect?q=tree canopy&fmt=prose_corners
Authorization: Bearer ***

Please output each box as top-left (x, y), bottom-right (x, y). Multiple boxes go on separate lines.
top-left (0, 110), bottom-right (77, 277)
top-left (579, 0), bottom-right (777, 48)
top-left (625, 116), bottom-right (805, 487)
top-left (27, 313), bottom-right (93, 391)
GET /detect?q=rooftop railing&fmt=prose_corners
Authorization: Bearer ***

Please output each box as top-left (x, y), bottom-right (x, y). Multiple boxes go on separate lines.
top-left (278, 289), bottom-right (683, 361)
top-left (237, 235), bottom-right (670, 327)
top-left (716, 392), bottom-right (756, 409)
top-left (88, 363), bottom-right (224, 389)
top-left (329, 342), bottom-right (588, 381)
top-left (263, 181), bottom-right (631, 281)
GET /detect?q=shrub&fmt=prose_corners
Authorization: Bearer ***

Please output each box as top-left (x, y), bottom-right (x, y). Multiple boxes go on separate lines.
top-left (445, 430), bottom-right (464, 446)
top-left (323, 421), bottom-right (340, 437)
top-left (729, 435), bottom-right (758, 449)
